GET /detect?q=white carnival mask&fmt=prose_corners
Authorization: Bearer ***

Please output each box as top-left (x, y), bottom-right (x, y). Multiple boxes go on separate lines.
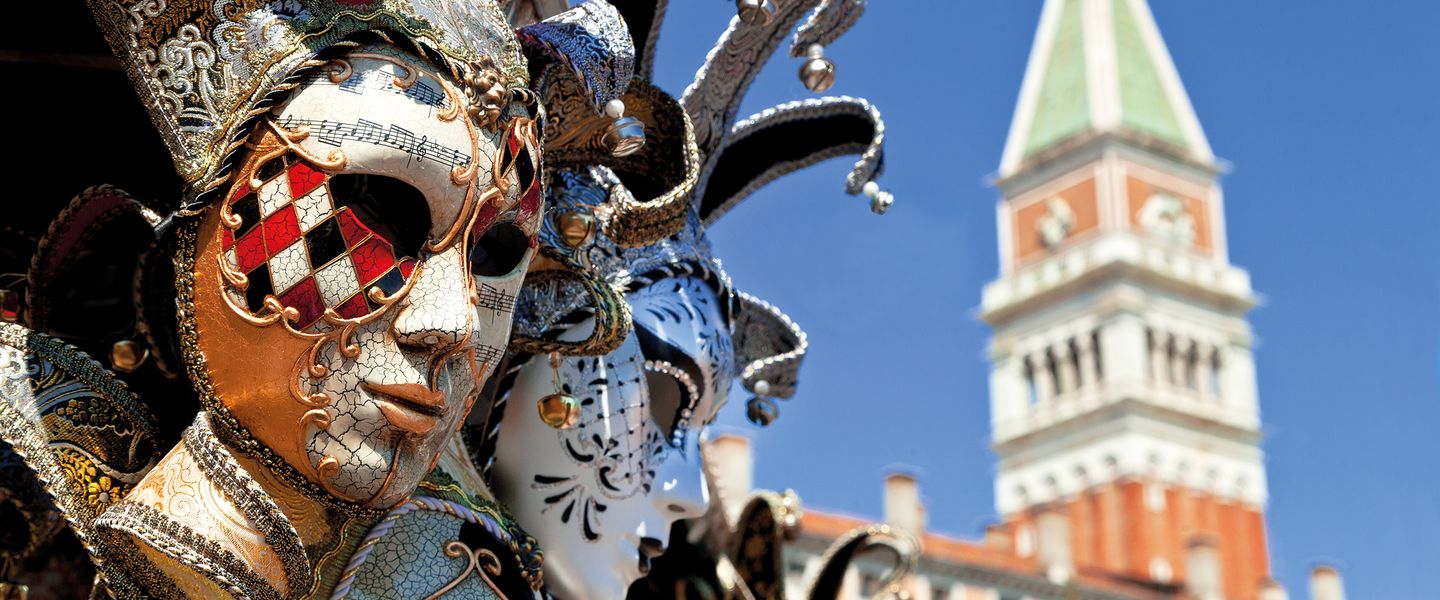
top-left (490, 275), bottom-right (733, 599)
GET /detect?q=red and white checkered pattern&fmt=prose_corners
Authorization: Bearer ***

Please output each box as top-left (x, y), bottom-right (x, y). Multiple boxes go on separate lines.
top-left (221, 159), bottom-right (416, 330)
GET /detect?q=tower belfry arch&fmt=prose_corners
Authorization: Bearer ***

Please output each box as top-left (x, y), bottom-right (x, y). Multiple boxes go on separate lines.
top-left (983, 1), bottom-right (1274, 598)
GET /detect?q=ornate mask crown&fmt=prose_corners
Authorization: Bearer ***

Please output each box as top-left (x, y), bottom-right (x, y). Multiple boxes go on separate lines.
top-left (87, 0), bottom-right (529, 207)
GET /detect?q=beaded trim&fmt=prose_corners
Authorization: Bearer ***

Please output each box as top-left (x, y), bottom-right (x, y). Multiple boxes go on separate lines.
top-left (97, 499), bottom-right (280, 600)
top-left (183, 415), bottom-right (312, 594)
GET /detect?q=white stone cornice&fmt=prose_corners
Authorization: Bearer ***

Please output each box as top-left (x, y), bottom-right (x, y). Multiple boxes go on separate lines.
top-left (980, 232), bottom-right (1254, 326)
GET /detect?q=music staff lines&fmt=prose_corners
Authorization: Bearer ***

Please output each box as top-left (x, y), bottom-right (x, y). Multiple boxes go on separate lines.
top-left (304, 70), bottom-right (448, 108)
top-left (473, 344), bottom-right (506, 365)
top-left (476, 282), bottom-right (516, 314)
top-left (278, 116), bottom-right (472, 169)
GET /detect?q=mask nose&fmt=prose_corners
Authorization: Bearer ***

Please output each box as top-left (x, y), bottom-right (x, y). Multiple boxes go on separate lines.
top-left (391, 249), bottom-right (471, 350)
top-left (651, 447), bottom-right (709, 522)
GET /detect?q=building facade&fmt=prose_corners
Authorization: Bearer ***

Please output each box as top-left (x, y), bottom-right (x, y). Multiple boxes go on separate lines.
top-left (707, 2), bottom-right (1347, 599)
top-left (982, 0), bottom-right (1268, 596)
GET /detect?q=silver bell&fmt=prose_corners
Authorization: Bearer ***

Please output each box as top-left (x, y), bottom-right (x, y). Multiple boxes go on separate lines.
top-left (798, 44), bottom-right (835, 92)
top-left (746, 396), bottom-right (779, 426)
top-left (737, 0), bottom-right (776, 26)
top-left (603, 115), bottom-right (646, 157)
top-left (870, 190), bottom-right (894, 215)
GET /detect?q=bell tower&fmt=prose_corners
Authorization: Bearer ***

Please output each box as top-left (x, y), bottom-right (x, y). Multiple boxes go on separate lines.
top-left (982, 1), bottom-right (1276, 598)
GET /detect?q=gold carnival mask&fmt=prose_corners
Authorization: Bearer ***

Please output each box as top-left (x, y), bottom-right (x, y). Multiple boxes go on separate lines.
top-left (193, 49), bottom-right (541, 507)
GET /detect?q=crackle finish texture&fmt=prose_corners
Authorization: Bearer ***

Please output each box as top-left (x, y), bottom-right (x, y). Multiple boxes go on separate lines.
top-left (350, 510), bottom-right (502, 599)
top-left (198, 50), bottom-right (540, 507)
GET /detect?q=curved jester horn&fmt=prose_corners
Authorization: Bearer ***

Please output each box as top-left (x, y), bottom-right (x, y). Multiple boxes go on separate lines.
top-left (541, 70), bottom-right (700, 247)
top-left (695, 95), bottom-right (885, 226)
top-left (789, 0), bottom-right (866, 58)
top-left (731, 291), bottom-right (807, 426)
top-left (681, 0), bottom-right (868, 159)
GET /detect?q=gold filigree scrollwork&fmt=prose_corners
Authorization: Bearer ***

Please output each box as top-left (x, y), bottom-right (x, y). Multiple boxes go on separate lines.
top-left (347, 51), bottom-right (419, 89)
top-left (265, 119), bottom-right (348, 172)
top-left (425, 541), bottom-right (506, 600)
top-left (326, 58), bottom-right (354, 84)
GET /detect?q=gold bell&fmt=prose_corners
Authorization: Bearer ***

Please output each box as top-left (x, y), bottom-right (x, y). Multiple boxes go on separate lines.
top-left (538, 393), bottom-right (581, 429)
top-left (798, 44), bottom-right (836, 93)
top-left (0, 582), bottom-right (29, 600)
top-left (736, 0), bottom-right (776, 26)
top-left (0, 289), bottom-right (19, 323)
top-left (556, 209), bottom-right (598, 248)
top-left (602, 99), bottom-right (646, 157)
top-left (110, 339), bottom-right (148, 373)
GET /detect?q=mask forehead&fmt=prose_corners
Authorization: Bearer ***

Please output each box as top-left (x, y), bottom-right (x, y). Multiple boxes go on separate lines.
top-left (279, 51), bottom-right (484, 244)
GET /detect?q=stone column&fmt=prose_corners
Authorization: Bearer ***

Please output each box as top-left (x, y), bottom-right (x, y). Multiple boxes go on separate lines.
top-left (1034, 351), bottom-right (1056, 405)
top-left (1056, 341), bottom-right (1079, 397)
top-left (988, 350), bottom-right (1028, 436)
top-left (1184, 536), bottom-right (1223, 600)
top-left (1036, 508), bottom-right (1073, 584)
top-left (1148, 328), bottom-right (1169, 385)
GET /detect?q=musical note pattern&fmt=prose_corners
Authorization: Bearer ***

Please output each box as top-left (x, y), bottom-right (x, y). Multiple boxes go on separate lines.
top-left (278, 116), bottom-right (473, 170)
top-left (305, 69), bottom-right (450, 109)
top-left (473, 344), bottom-right (506, 367)
top-left (475, 282), bottom-right (516, 314)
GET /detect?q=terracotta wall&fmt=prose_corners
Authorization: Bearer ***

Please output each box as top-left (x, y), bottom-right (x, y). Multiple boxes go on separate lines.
top-left (1011, 176), bottom-right (1100, 264)
top-left (1001, 480), bottom-right (1271, 599)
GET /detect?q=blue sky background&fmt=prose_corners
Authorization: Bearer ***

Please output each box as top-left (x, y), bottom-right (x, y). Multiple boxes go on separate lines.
top-left (645, 2), bottom-right (1439, 597)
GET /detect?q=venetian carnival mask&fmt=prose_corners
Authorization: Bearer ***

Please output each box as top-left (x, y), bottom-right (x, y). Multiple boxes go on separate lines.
top-left (491, 274), bottom-right (734, 599)
top-left (193, 48), bottom-right (542, 508)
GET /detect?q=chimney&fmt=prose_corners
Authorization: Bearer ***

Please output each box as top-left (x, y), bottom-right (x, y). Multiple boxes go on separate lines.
top-left (1035, 507), bottom-right (1072, 584)
top-left (983, 523), bottom-right (1013, 553)
top-left (1184, 535), bottom-right (1223, 600)
top-left (883, 471), bottom-right (925, 537)
top-left (1309, 565), bottom-right (1345, 600)
top-left (706, 433), bottom-right (752, 525)
top-left (1258, 578), bottom-right (1290, 600)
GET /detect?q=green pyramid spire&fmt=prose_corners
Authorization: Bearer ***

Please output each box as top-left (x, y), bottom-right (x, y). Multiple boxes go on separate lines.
top-left (1001, 0), bottom-right (1213, 178)
top-left (1023, 0), bottom-right (1090, 156)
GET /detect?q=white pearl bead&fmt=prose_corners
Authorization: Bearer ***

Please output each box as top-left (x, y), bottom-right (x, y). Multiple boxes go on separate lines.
top-left (604, 99), bottom-right (625, 119)
top-left (754, 380), bottom-right (771, 396)
top-left (807, 44), bottom-right (825, 59)
top-left (862, 181), bottom-right (880, 197)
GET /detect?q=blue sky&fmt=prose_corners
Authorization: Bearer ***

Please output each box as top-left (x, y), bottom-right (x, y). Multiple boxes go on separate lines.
top-left (646, 2), bottom-right (1439, 597)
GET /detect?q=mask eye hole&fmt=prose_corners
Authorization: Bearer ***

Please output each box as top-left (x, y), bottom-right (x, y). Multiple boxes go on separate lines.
top-left (469, 221), bottom-right (530, 278)
top-left (327, 174), bottom-right (432, 258)
top-left (644, 368), bottom-right (684, 438)
top-left (635, 325), bottom-right (703, 441)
